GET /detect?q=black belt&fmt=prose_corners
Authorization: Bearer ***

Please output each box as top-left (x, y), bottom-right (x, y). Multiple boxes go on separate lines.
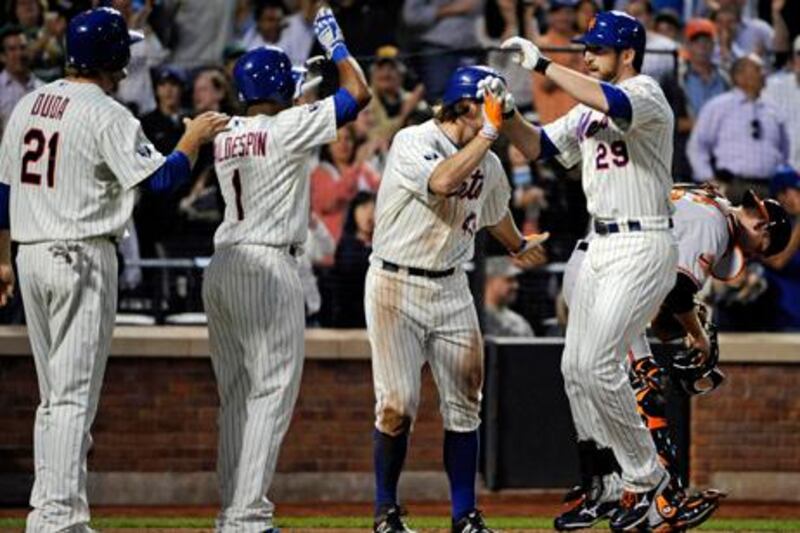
top-left (593, 218), bottom-right (673, 236)
top-left (381, 260), bottom-right (455, 279)
top-left (577, 240), bottom-right (589, 252)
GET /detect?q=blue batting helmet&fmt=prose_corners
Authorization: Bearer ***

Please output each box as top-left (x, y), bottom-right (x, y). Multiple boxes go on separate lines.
top-left (573, 11), bottom-right (646, 69)
top-left (66, 7), bottom-right (143, 72)
top-left (442, 66), bottom-right (505, 107)
top-left (234, 46), bottom-right (294, 105)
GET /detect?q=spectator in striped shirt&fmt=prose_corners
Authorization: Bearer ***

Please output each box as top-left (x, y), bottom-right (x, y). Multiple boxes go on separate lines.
top-left (687, 54), bottom-right (789, 202)
top-left (763, 35), bottom-right (800, 170)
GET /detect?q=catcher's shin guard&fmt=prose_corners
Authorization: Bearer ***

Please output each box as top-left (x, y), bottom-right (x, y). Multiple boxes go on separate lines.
top-left (629, 357), bottom-right (684, 497)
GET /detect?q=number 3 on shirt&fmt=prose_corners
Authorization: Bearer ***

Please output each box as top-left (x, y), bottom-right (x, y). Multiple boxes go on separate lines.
top-left (594, 140), bottom-right (629, 170)
top-left (232, 168), bottom-right (244, 220)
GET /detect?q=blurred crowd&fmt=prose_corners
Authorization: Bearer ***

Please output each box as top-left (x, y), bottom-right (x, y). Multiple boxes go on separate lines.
top-left (1, 0), bottom-right (800, 332)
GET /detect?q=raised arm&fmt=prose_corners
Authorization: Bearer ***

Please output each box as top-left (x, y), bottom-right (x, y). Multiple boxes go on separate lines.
top-left (428, 92), bottom-right (504, 196)
top-left (501, 37), bottom-right (633, 121)
top-left (313, 5), bottom-right (371, 125)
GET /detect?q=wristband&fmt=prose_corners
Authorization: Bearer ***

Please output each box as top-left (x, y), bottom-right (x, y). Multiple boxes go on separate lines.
top-left (513, 237), bottom-right (527, 256)
top-left (534, 56), bottom-right (551, 75)
top-left (331, 43), bottom-right (350, 64)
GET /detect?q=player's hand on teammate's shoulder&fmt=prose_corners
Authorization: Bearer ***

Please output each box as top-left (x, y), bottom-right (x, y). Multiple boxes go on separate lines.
top-left (0, 262), bottom-right (14, 308)
top-left (182, 112), bottom-right (230, 144)
top-left (511, 232), bottom-right (549, 269)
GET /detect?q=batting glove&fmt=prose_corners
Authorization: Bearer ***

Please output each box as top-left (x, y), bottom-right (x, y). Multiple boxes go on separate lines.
top-left (477, 76), bottom-right (516, 118)
top-left (314, 6), bottom-right (349, 63)
top-left (480, 88), bottom-right (504, 141)
top-left (501, 36), bottom-right (552, 74)
top-left (511, 232), bottom-right (550, 269)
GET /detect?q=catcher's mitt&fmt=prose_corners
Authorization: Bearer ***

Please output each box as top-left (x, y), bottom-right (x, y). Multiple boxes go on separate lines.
top-left (670, 323), bottom-right (725, 395)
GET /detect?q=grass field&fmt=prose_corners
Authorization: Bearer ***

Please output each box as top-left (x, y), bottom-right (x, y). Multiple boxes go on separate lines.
top-left (1, 516), bottom-right (800, 531)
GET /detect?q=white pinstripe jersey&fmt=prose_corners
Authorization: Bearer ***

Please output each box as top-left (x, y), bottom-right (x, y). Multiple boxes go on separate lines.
top-left (371, 120), bottom-right (511, 270)
top-left (212, 97), bottom-right (337, 249)
top-left (670, 188), bottom-right (742, 287)
top-left (543, 75), bottom-right (674, 220)
top-left (0, 80), bottom-right (165, 242)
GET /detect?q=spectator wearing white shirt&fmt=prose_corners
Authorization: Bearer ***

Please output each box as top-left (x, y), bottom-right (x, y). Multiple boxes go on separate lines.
top-left (240, 0), bottom-right (288, 51)
top-left (626, 0), bottom-right (680, 83)
top-left (0, 25), bottom-right (42, 137)
top-left (278, 0), bottom-right (318, 65)
top-left (688, 54), bottom-right (789, 202)
top-left (112, 0), bottom-right (169, 116)
top-left (711, 0), bottom-right (790, 70)
top-left (764, 36), bottom-right (800, 170)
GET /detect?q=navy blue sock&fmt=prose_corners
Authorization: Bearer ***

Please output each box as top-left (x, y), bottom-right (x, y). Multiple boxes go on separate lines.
top-left (374, 428), bottom-right (409, 517)
top-left (444, 429), bottom-right (479, 522)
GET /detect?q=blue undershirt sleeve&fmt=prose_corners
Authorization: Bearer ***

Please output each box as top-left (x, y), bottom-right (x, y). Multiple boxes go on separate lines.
top-left (144, 151), bottom-right (191, 193)
top-left (333, 88), bottom-right (359, 127)
top-left (538, 129), bottom-right (560, 160)
top-left (601, 82), bottom-right (633, 123)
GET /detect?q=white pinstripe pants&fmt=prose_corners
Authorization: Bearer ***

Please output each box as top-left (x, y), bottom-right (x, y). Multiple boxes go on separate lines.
top-left (561, 231), bottom-right (677, 492)
top-left (364, 265), bottom-right (484, 436)
top-left (18, 239), bottom-right (118, 533)
top-left (202, 245), bottom-right (305, 533)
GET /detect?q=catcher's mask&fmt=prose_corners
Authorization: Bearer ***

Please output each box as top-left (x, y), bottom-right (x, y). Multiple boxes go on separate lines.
top-left (671, 323), bottom-right (725, 395)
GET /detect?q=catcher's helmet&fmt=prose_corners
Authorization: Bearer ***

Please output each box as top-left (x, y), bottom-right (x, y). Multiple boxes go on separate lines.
top-left (234, 46), bottom-right (294, 105)
top-left (573, 11), bottom-right (646, 70)
top-left (66, 7), bottom-right (143, 73)
top-left (742, 189), bottom-right (792, 257)
top-left (441, 65), bottom-right (504, 107)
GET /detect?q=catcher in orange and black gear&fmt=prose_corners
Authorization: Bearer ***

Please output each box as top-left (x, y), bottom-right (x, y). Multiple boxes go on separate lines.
top-left (555, 185), bottom-right (791, 532)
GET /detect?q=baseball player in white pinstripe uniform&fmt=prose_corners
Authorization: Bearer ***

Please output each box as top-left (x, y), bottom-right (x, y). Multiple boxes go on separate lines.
top-left (0, 8), bottom-right (227, 533)
top-left (499, 11), bottom-right (684, 531)
top-left (365, 66), bottom-right (547, 533)
top-left (201, 7), bottom-right (370, 532)
top-left (557, 184), bottom-right (789, 531)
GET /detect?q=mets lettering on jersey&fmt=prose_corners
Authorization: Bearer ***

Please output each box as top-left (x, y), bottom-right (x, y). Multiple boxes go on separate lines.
top-left (370, 120), bottom-right (510, 271)
top-left (544, 75), bottom-right (674, 219)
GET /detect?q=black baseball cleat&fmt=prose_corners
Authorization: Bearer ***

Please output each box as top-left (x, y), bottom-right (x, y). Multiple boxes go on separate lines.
top-left (666, 489), bottom-right (724, 530)
top-left (554, 495), bottom-right (618, 531)
top-left (452, 509), bottom-right (494, 533)
top-left (374, 505), bottom-right (415, 533)
top-left (609, 475), bottom-right (669, 532)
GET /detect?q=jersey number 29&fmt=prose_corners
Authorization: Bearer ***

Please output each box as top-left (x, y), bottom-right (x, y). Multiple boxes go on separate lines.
top-left (595, 140), bottom-right (629, 170)
top-left (21, 129), bottom-right (59, 187)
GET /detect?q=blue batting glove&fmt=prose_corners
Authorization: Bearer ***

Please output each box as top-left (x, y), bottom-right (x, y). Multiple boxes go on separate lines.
top-left (313, 7), bottom-right (349, 63)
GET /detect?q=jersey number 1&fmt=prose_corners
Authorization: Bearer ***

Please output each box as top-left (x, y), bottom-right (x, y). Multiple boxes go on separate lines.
top-left (21, 129), bottom-right (59, 187)
top-left (232, 169), bottom-right (244, 221)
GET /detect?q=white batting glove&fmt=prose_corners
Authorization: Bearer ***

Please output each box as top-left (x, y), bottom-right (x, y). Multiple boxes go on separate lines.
top-left (501, 36), bottom-right (551, 74)
top-left (477, 76), bottom-right (516, 117)
top-left (313, 6), bottom-right (349, 63)
top-left (511, 232), bottom-right (550, 269)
